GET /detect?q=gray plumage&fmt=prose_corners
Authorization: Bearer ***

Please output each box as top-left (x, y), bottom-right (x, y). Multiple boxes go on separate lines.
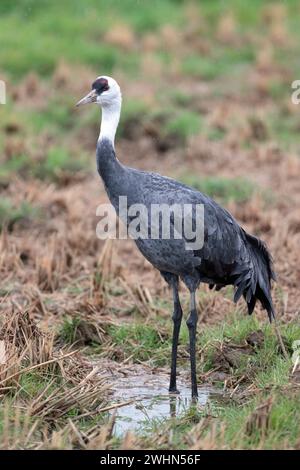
top-left (97, 138), bottom-right (276, 322)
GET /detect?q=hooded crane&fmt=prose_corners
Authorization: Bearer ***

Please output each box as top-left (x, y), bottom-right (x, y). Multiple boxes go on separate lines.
top-left (77, 76), bottom-right (277, 398)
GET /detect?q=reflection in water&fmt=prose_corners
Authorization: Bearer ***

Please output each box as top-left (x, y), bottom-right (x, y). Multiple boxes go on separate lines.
top-left (109, 372), bottom-right (215, 437)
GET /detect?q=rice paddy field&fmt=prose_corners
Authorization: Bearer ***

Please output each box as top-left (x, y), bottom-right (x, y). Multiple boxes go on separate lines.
top-left (0, 0), bottom-right (300, 450)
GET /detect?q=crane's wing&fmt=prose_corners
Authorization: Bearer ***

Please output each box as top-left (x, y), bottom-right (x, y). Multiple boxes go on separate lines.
top-left (132, 169), bottom-right (252, 282)
top-left (122, 168), bottom-right (276, 321)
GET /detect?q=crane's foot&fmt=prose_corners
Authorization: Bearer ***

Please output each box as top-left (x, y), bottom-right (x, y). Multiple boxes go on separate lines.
top-left (169, 387), bottom-right (180, 395)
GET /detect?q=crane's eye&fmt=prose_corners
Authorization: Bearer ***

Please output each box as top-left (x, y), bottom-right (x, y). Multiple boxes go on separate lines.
top-left (92, 78), bottom-right (109, 94)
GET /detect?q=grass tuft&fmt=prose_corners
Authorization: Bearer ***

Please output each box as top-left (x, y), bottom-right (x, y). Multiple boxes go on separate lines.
top-left (0, 198), bottom-right (38, 231)
top-left (179, 174), bottom-right (255, 203)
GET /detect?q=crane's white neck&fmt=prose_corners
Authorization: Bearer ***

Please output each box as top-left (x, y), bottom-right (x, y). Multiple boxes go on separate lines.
top-left (98, 98), bottom-right (122, 148)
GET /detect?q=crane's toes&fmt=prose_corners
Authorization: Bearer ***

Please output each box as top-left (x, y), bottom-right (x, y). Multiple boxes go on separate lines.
top-left (169, 387), bottom-right (180, 395)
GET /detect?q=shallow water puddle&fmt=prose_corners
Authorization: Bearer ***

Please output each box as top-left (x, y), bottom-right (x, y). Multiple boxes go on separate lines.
top-left (102, 362), bottom-right (218, 436)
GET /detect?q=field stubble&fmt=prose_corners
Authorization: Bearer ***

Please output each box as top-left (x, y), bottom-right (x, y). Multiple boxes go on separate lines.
top-left (0, 0), bottom-right (300, 449)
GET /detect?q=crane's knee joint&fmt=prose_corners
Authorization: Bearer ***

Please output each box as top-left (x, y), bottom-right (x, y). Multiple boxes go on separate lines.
top-left (186, 319), bottom-right (196, 329)
top-left (172, 305), bottom-right (182, 323)
top-left (186, 310), bottom-right (198, 329)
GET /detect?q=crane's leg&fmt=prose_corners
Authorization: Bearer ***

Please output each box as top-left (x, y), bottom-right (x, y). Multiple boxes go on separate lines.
top-left (169, 279), bottom-right (183, 393)
top-left (186, 290), bottom-right (198, 398)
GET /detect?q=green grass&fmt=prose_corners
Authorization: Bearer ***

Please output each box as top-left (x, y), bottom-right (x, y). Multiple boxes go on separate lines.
top-left (179, 174), bottom-right (255, 203)
top-left (207, 127), bottom-right (227, 141)
top-left (182, 46), bottom-right (255, 81)
top-left (31, 100), bottom-right (76, 133)
top-left (59, 316), bottom-right (83, 345)
top-left (267, 110), bottom-right (300, 151)
top-left (1, 0), bottom-right (299, 183)
top-left (58, 314), bottom-right (105, 346)
top-left (0, 154), bottom-right (28, 185)
top-left (218, 391), bottom-right (300, 449)
top-left (0, 0), bottom-right (185, 78)
top-left (132, 384), bottom-right (300, 450)
top-left (107, 323), bottom-right (169, 364)
top-left (35, 147), bottom-right (87, 180)
top-left (0, 365), bottom-right (108, 449)
top-left (114, 313), bottom-right (299, 449)
top-left (0, 147), bottom-right (88, 183)
top-left (199, 314), bottom-right (299, 387)
top-left (163, 110), bottom-right (202, 140)
top-left (167, 90), bottom-right (194, 107)
top-left (92, 310), bottom-right (298, 392)
top-left (182, 56), bottom-right (222, 81)
top-left (19, 371), bottom-right (58, 398)
top-left (1, 0), bottom-right (299, 81)
top-left (0, 400), bottom-right (38, 447)
top-left (118, 104), bottom-right (202, 142)
top-left (0, 198), bottom-right (38, 230)
top-left (117, 98), bottom-right (148, 138)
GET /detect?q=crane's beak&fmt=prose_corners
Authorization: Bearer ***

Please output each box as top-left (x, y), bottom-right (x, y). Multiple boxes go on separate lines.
top-left (76, 89), bottom-right (97, 107)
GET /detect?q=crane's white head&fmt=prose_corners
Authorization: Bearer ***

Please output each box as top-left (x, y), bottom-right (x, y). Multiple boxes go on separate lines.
top-left (76, 76), bottom-right (121, 108)
top-left (76, 76), bottom-right (122, 145)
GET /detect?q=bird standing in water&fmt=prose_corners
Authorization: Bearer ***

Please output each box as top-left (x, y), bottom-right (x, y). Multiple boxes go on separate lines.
top-left (77, 76), bottom-right (277, 398)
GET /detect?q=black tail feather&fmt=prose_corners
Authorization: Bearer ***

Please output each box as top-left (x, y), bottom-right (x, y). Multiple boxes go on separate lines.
top-left (235, 231), bottom-right (276, 322)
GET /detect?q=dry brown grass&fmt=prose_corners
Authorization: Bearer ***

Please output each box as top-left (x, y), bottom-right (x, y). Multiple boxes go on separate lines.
top-left (0, 309), bottom-right (112, 449)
